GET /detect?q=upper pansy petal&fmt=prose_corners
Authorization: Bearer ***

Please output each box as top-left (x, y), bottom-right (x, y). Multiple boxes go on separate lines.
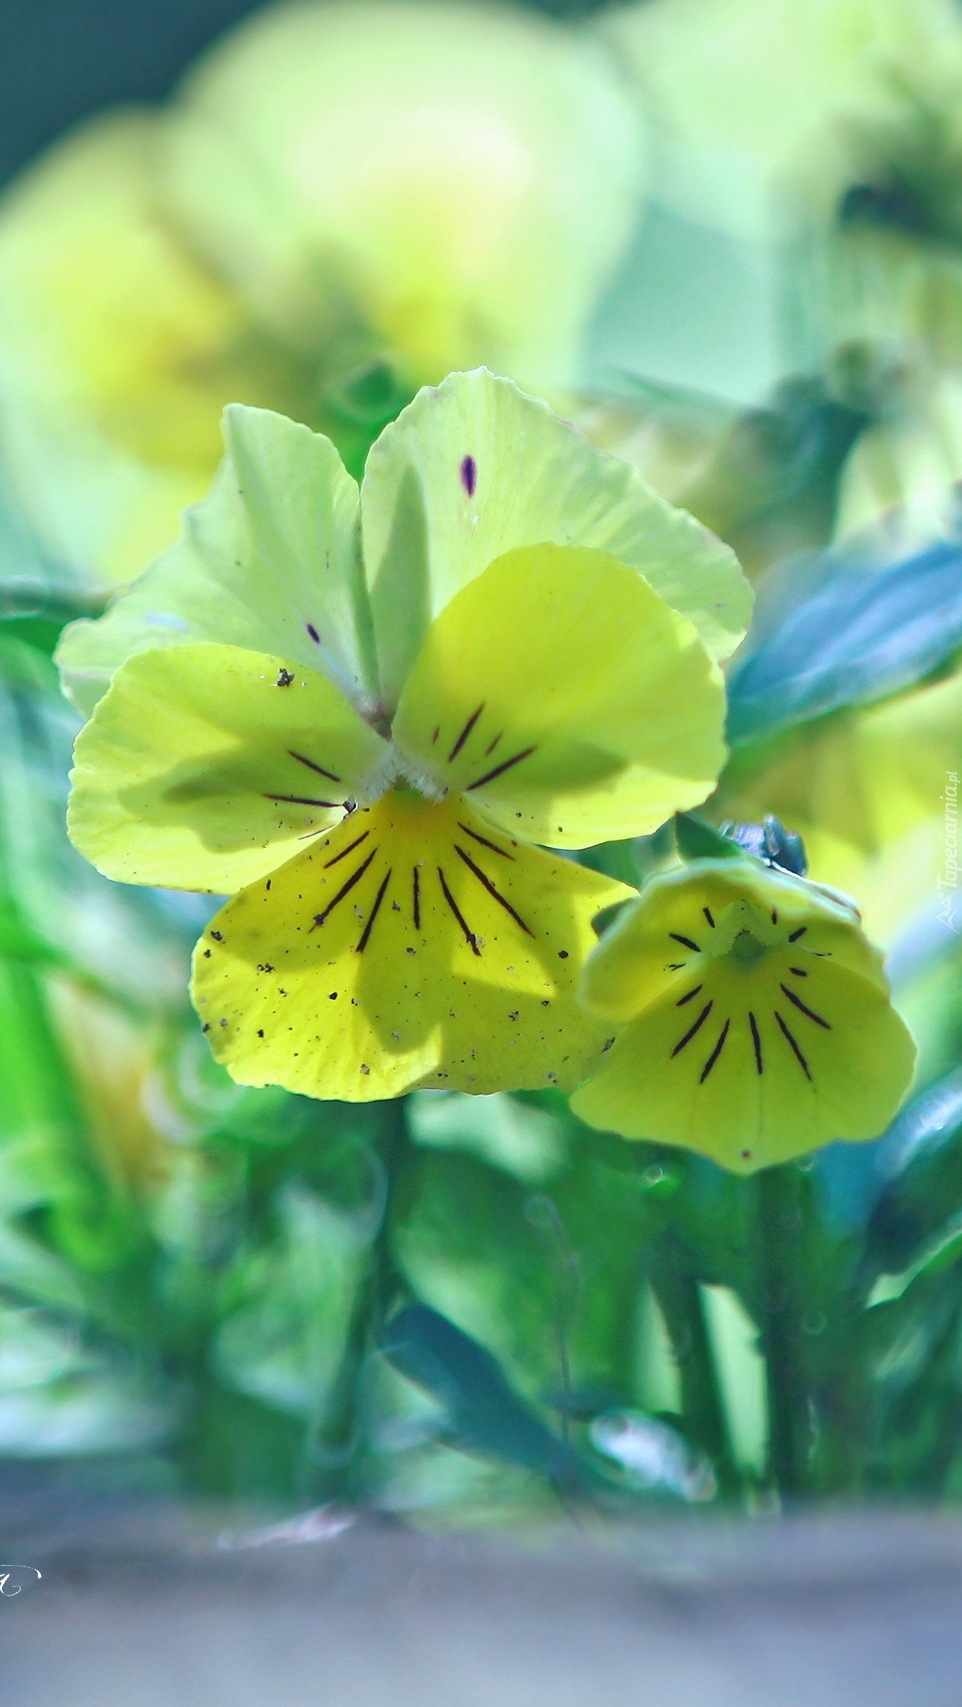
top-left (56, 404), bottom-right (377, 718)
top-left (192, 788), bottom-right (631, 1100)
top-left (392, 545), bottom-right (726, 848)
top-left (360, 368), bottom-right (751, 710)
top-left (68, 642), bottom-right (387, 894)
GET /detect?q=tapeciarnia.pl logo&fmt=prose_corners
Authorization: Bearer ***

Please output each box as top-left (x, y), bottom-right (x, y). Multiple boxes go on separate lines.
top-left (939, 770), bottom-right (959, 933)
top-left (0, 1566), bottom-right (41, 1597)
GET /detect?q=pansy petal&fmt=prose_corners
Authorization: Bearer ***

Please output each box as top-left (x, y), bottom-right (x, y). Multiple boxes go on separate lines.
top-left (579, 858), bottom-right (891, 1025)
top-left (572, 963), bottom-right (916, 1173)
top-left (56, 404), bottom-right (377, 718)
top-left (361, 368), bottom-right (751, 709)
top-left (68, 643), bottom-right (387, 893)
top-left (192, 788), bottom-right (631, 1100)
top-left (392, 545), bottom-right (726, 848)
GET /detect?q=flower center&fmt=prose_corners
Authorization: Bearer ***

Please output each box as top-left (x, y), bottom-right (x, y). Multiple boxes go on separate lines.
top-left (728, 927), bottom-right (768, 966)
top-left (354, 741), bottom-right (448, 809)
top-left (707, 897), bottom-right (781, 968)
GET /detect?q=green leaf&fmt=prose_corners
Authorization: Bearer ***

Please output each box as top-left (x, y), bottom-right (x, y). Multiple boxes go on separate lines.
top-left (673, 812), bottom-right (743, 862)
top-left (381, 1303), bottom-right (570, 1475)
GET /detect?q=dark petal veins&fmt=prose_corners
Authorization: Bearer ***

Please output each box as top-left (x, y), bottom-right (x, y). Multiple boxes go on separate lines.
top-left (454, 845), bottom-right (533, 936)
top-left (466, 746), bottom-right (536, 791)
top-left (672, 1000), bottom-right (713, 1057)
top-left (749, 1011), bottom-right (764, 1074)
top-left (699, 1019), bottom-right (730, 1083)
top-left (357, 870), bottom-right (392, 952)
top-left (448, 703), bottom-right (485, 762)
top-left (324, 830), bottom-right (370, 868)
top-left (438, 867), bottom-right (481, 956)
top-left (457, 822), bottom-right (515, 860)
top-left (774, 1010), bottom-right (812, 1080)
top-left (288, 749), bottom-right (340, 783)
top-left (312, 847), bottom-right (378, 928)
top-left (780, 982), bottom-right (831, 1029)
top-left (265, 792), bottom-right (340, 808)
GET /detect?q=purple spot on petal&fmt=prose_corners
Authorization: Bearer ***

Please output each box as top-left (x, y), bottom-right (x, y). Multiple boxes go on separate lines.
top-left (306, 623), bottom-right (320, 643)
top-left (460, 455), bottom-right (477, 497)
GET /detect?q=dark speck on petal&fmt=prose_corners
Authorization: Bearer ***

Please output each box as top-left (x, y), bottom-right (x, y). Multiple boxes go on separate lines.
top-left (306, 623), bottom-right (320, 643)
top-left (460, 454), bottom-right (477, 497)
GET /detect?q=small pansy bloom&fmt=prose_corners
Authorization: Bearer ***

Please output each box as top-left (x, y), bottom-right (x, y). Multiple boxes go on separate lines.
top-left (570, 856), bottom-right (916, 1171)
top-left (62, 369), bottom-right (750, 1101)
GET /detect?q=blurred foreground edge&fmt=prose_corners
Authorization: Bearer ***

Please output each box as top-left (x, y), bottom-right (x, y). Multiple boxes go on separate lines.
top-left (3, 1499), bottom-right (962, 1706)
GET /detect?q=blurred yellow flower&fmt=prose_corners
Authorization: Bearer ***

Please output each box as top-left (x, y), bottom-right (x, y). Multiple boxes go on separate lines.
top-left (601, 0), bottom-right (962, 239)
top-left (0, 0), bottom-right (646, 590)
top-left (164, 0), bottom-right (646, 391)
top-left (719, 664), bottom-right (962, 947)
top-left (0, 114), bottom-right (312, 591)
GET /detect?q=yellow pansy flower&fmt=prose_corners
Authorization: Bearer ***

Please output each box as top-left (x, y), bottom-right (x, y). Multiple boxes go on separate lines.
top-left (571, 856), bottom-right (916, 1172)
top-left (0, 0), bottom-right (646, 590)
top-left (62, 370), bottom-right (749, 1102)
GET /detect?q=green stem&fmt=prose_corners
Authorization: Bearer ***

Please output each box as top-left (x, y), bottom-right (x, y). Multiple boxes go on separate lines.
top-left (648, 1236), bottom-right (737, 1490)
top-left (755, 1164), bottom-right (808, 1497)
top-left (319, 1098), bottom-right (410, 1500)
top-left (368, 1096), bottom-right (410, 1338)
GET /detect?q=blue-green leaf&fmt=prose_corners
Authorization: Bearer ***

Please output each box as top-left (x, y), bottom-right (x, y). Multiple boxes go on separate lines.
top-left (865, 1069), bottom-right (962, 1276)
top-left (727, 535), bottom-right (962, 744)
top-left (381, 1304), bottom-right (570, 1476)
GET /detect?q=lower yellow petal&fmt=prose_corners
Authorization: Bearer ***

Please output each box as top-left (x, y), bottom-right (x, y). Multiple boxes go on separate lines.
top-left (192, 788), bottom-right (632, 1100)
top-left (572, 955), bottom-right (916, 1172)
